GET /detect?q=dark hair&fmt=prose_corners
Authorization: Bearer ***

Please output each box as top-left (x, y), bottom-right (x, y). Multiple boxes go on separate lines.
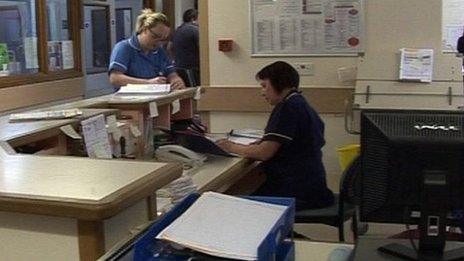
top-left (183, 9), bottom-right (198, 23)
top-left (256, 61), bottom-right (299, 93)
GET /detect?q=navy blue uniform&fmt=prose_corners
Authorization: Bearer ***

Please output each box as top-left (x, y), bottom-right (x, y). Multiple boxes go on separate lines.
top-left (255, 90), bottom-right (334, 210)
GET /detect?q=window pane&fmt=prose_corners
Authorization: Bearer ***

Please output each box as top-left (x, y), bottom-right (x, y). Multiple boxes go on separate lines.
top-left (115, 8), bottom-right (133, 42)
top-left (0, 0), bottom-right (39, 77)
top-left (84, 5), bottom-right (110, 73)
top-left (46, 0), bottom-right (74, 71)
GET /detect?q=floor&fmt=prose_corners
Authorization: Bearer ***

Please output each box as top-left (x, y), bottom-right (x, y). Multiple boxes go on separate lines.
top-left (294, 221), bottom-right (409, 244)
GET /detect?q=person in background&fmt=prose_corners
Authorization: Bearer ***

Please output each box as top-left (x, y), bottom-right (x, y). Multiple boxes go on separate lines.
top-left (458, 30), bottom-right (464, 67)
top-left (216, 61), bottom-right (334, 210)
top-left (108, 9), bottom-right (185, 90)
top-left (169, 9), bottom-right (200, 86)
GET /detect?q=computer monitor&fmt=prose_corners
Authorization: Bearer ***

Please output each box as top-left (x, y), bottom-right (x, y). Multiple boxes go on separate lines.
top-left (360, 110), bottom-right (464, 260)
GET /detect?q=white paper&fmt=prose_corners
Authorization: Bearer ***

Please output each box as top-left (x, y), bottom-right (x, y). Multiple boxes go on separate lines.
top-left (442, 25), bottom-right (463, 51)
top-left (106, 115), bottom-right (118, 132)
top-left (157, 192), bottom-right (287, 260)
top-left (171, 99), bottom-right (180, 114)
top-left (228, 136), bottom-right (259, 145)
top-left (9, 108), bottom-right (82, 121)
top-left (230, 129), bottom-right (264, 139)
top-left (149, 101), bottom-right (159, 117)
top-left (130, 125), bottom-right (142, 137)
top-left (24, 37), bottom-right (39, 69)
top-left (81, 114), bottom-right (112, 159)
top-left (60, 124), bottom-right (82, 139)
top-left (61, 40), bottom-right (74, 69)
top-left (194, 87), bottom-right (201, 100)
top-left (117, 84), bottom-right (171, 95)
top-left (399, 48), bottom-right (434, 83)
top-left (106, 115), bottom-right (121, 142)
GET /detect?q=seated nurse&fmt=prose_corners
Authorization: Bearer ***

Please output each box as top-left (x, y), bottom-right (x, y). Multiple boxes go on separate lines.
top-left (108, 9), bottom-right (185, 90)
top-left (217, 61), bottom-right (334, 210)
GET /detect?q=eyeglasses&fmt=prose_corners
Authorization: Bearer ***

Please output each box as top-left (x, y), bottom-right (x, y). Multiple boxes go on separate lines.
top-left (148, 29), bottom-right (165, 40)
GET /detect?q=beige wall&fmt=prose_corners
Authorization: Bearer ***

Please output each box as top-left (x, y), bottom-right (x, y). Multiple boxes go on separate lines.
top-left (204, 0), bottom-right (459, 188)
top-left (205, 0), bottom-right (359, 187)
top-left (208, 0), bottom-right (358, 87)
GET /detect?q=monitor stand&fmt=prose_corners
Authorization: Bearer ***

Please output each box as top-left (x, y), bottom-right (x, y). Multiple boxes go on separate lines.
top-left (353, 237), bottom-right (464, 261)
top-left (378, 170), bottom-right (464, 261)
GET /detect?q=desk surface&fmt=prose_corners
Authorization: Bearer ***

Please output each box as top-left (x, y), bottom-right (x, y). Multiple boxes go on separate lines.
top-left (192, 155), bottom-right (256, 193)
top-left (0, 108), bottom-right (117, 142)
top-left (295, 240), bottom-right (353, 260)
top-left (46, 88), bottom-right (198, 109)
top-left (352, 237), bottom-right (464, 260)
top-left (0, 89), bottom-right (199, 220)
top-left (0, 155), bottom-right (182, 220)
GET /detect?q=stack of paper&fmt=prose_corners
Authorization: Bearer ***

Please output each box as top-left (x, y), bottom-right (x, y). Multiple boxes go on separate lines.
top-left (162, 174), bottom-right (198, 204)
top-left (230, 128), bottom-right (264, 139)
top-left (9, 108), bottom-right (83, 122)
top-left (156, 192), bottom-right (287, 260)
top-left (229, 128), bottom-right (264, 145)
top-left (116, 84), bottom-right (171, 95)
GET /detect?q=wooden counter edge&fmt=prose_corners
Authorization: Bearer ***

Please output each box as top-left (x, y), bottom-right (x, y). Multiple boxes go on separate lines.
top-left (0, 163), bottom-right (183, 220)
top-left (198, 158), bottom-right (259, 193)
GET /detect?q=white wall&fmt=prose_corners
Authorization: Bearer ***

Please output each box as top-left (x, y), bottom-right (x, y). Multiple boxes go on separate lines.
top-left (208, 0), bottom-right (358, 87)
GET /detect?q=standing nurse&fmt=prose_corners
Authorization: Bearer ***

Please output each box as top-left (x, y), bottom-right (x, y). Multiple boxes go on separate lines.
top-left (108, 9), bottom-right (185, 90)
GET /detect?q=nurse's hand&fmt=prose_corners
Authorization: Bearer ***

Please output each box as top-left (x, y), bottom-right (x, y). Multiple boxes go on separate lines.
top-left (170, 77), bottom-right (186, 90)
top-left (216, 139), bottom-right (234, 152)
top-left (147, 76), bottom-right (167, 84)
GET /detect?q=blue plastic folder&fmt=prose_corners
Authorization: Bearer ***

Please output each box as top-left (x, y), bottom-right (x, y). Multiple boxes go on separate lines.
top-left (133, 194), bottom-right (295, 261)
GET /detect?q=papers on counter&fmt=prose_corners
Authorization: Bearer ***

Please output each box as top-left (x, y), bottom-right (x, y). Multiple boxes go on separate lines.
top-left (156, 192), bottom-right (287, 260)
top-left (9, 108), bottom-right (83, 122)
top-left (116, 84), bottom-right (171, 95)
top-left (228, 128), bottom-right (264, 145)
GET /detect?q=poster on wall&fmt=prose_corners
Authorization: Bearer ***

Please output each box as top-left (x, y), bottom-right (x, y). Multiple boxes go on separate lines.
top-left (61, 40), bottom-right (74, 69)
top-left (251, 0), bottom-right (364, 56)
top-left (442, 0), bottom-right (464, 52)
top-left (24, 37), bottom-right (39, 69)
top-left (48, 41), bottom-right (63, 71)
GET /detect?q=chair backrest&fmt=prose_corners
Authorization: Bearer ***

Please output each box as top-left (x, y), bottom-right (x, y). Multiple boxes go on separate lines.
top-left (176, 67), bottom-right (199, 87)
top-left (339, 155), bottom-right (362, 205)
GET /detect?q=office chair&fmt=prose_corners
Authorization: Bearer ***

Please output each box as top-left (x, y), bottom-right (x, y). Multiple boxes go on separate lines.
top-left (294, 155), bottom-right (362, 242)
top-left (176, 67), bottom-right (200, 87)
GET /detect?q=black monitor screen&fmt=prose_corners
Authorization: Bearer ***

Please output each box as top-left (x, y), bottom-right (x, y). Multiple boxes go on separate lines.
top-left (360, 110), bottom-right (464, 225)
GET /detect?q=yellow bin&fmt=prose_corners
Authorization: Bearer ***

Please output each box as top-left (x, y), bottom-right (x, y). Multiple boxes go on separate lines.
top-left (336, 144), bottom-right (360, 171)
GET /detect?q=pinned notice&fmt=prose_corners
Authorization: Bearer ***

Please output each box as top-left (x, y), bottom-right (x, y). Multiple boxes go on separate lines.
top-left (172, 99), bottom-right (180, 114)
top-left (60, 124), bottom-right (82, 139)
top-left (194, 87), bottom-right (202, 100)
top-left (149, 102), bottom-right (159, 117)
top-left (81, 114), bottom-right (112, 159)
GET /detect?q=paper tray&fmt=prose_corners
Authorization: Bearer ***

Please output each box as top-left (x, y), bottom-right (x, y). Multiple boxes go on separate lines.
top-left (133, 194), bottom-right (295, 261)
